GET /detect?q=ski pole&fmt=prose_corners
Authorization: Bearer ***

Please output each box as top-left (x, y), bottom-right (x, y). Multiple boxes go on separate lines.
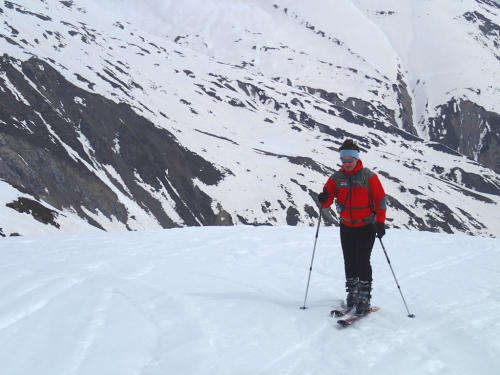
top-left (379, 238), bottom-right (415, 318)
top-left (300, 205), bottom-right (323, 310)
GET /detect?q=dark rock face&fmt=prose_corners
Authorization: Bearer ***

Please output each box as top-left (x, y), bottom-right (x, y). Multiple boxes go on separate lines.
top-left (0, 55), bottom-right (226, 229)
top-left (6, 197), bottom-right (60, 228)
top-left (463, 10), bottom-right (500, 60)
top-left (444, 167), bottom-right (500, 196)
top-left (425, 98), bottom-right (500, 173)
top-left (393, 71), bottom-right (417, 136)
top-left (298, 85), bottom-right (398, 129)
top-left (297, 85), bottom-right (421, 142)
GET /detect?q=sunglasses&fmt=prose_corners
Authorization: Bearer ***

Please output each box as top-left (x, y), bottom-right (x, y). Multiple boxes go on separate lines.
top-left (341, 157), bottom-right (356, 164)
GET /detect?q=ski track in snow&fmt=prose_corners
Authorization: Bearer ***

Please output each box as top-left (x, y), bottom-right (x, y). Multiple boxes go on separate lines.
top-left (0, 226), bottom-right (500, 374)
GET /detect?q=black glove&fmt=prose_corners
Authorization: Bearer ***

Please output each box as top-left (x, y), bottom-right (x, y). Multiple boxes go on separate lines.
top-left (318, 187), bottom-right (328, 205)
top-left (376, 222), bottom-right (385, 239)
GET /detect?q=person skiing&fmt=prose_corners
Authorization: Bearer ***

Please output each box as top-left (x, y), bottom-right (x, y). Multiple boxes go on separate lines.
top-left (317, 139), bottom-right (387, 315)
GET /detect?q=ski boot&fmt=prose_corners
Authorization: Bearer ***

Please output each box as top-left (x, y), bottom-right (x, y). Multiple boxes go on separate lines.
top-left (345, 277), bottom-right (359, 308)
top-left (355, 280), bottom-right (372, 315)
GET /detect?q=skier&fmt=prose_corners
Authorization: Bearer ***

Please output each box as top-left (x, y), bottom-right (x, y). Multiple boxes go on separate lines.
top-left (317, 139), bottom-right (387, 315)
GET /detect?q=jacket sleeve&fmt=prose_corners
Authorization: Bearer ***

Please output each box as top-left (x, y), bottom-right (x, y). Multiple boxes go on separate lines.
top-left (368, 173), bottom-right (387, 224)
top-left (322, 176), bottom-right (337, 209)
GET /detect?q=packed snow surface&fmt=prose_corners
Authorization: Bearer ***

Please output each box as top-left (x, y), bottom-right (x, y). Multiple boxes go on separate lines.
top-left (1, 226), bottom-right (499, 374)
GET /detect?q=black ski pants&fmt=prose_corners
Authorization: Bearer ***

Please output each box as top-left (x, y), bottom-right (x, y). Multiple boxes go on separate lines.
top-left (340, 222), bottom-right (377, 282)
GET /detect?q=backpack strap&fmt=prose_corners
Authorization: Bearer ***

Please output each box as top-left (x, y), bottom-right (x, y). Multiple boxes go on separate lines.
top-left (335, 169), bottom-right (343, 196)
top-left (362, 167), bottom-right (371, 197)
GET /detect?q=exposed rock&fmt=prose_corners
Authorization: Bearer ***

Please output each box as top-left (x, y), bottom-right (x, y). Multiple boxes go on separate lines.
top-left (0, 55), bottom-right (226, 229)
top-left (393, 71), bottom-right (417, 135)
top-left (6, 197), bottom-right (60, 228)
top-left (286, 206), bottom-right (300, 225)
top-left (298, 86), bottom-right (421, 142)
top-left (425, 98), bottom-right (500, 173)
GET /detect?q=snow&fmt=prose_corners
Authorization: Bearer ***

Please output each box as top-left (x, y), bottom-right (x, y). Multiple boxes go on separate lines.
top-left (92, 0), bottom-right (500, 128)
top-left (1, 226), bottom-right (499, 374)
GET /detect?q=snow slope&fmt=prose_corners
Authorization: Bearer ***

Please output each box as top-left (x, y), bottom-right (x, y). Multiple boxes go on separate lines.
top-left (95, 0), bottom-right (500, 128)
top-left (351, 0), bottom-right (500, 132)
top-left (1, 226), bottom-right (499, 374)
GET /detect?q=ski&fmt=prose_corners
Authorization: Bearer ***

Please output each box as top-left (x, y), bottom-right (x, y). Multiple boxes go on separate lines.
top-left (337, 307), bottom-right (380, 327)
top-left (330, 307), bottom-right (352, 317)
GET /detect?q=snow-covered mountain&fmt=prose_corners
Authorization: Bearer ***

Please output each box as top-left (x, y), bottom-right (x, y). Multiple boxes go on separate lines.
top-left (99, 0), bottom-right (500, 169)
top-left (1, 0), bottom-right (500, 237)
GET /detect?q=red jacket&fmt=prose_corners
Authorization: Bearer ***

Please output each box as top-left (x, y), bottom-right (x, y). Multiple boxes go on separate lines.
top-left (323, 160), bottom-right (387, 227)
